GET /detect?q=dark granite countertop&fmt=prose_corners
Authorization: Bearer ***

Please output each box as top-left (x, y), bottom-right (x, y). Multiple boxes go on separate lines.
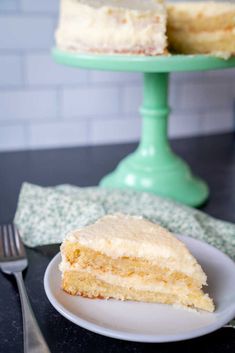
top-left (0, 132), bottom-right (235, 353)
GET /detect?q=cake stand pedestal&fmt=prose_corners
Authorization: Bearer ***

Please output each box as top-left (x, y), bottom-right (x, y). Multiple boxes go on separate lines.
top-left (53, 49), bottom-right (235, 206)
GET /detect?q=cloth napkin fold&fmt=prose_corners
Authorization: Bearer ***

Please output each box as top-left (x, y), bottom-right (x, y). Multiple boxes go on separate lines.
top-left (14, 182), bottom-right (235, 328)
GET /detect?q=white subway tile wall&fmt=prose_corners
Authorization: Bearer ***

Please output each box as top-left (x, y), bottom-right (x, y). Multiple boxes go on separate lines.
top-left (0, 55), bottom-right (22, 86)
top-left (0, 0), bottom-right (19, 12)
top-left (28, 121), bottom-right (89, 148)
top-left (90, 117), bottom-right (141, 144)
top-left (0, 1), bottom-right (234, 151)
top-left (0, 90), bottom-right (57, 120)
top-left (62, 86), bottom-right (120, 117)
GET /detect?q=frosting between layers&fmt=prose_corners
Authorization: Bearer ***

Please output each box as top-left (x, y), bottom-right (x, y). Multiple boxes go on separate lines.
top-left (60, 256), bottom-right (194, 296)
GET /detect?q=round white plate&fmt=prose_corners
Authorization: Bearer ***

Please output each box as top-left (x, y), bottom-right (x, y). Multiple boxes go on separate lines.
top-left (44, 235), bottom-right (235, 342)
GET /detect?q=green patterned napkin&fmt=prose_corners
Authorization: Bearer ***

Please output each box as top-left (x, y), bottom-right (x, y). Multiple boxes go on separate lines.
top-left (14, 182), bottom-right (235, 328)
top-left (15, 183), bottom-right (235, 256)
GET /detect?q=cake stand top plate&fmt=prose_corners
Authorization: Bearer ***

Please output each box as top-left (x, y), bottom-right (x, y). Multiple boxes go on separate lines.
top-left (53, 48), bottom-right (235, 73)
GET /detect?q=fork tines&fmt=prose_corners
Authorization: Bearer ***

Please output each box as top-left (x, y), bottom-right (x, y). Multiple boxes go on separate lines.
top-left (0, 224), bottom-right (25, 259)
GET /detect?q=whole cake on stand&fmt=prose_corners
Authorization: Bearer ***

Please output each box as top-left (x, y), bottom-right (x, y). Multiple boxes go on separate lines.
top-left (54, 0), bottom-right (235, 207)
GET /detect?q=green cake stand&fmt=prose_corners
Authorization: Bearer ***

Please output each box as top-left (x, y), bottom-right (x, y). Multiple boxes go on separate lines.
top-left (53, 48), bottom-right (235, 206)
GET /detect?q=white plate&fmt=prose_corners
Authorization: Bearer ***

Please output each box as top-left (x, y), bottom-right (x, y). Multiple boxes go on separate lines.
top-left (44, 235), bottom-right (235, 342)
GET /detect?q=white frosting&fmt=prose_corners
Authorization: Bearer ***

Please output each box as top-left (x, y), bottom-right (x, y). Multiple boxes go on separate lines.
top-left (56, 0), bottom-right (167, 55)
top-left (64, 214), bottom-right (207, 283)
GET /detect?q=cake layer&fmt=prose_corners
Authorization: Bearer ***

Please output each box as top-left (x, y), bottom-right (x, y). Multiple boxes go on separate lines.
top-left (167, 1), bottom-right (235, 58)
top-left (62, 270), bottom-right (214, 312)
top-left (65, 214), bottom-right (206, 281)
top-left (56, 0), bottom-right (167, 55)
top-left (61, 256), bottom-right (208, 300)
top-left (168, 29), bottom-right (235, 58)
top-left (61, 241), bottom-right (205, 288)
top-left (167, 2), bottom-right (235, 32)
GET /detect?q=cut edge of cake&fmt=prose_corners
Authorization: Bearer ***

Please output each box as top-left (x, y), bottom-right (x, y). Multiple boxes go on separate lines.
top-left (59, 214), bottom-right (215, 313)
top-left (167, 1), bottom-right (235, 58)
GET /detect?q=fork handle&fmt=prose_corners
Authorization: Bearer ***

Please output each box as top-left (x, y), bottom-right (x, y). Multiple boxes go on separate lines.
top-left (14, 272), bottom-right (51, 353)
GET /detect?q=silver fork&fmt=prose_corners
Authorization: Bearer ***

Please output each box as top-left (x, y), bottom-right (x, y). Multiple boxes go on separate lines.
top-left (0, 224), bottom-right (51, 353)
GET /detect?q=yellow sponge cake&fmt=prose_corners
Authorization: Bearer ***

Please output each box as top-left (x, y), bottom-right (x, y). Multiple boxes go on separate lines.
top-left (167, 1), bottom-right (235, 58)
top-left (60, 214), bottom-right (214, 312)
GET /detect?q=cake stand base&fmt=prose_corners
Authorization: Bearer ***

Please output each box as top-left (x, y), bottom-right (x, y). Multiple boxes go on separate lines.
top-left (100, 153), bottom-right (208, 207)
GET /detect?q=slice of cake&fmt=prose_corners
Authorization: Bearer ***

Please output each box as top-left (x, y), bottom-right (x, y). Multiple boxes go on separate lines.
top-left (55, 0), bottom-right (167, 55)
top-left (60, 214), bottom-right (214, 312)
top-left (167, 1), bottom-right (235, 58)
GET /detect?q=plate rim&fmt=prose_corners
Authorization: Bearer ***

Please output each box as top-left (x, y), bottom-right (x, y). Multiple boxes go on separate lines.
top-left (44, 235), bottom-right (235, 343)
